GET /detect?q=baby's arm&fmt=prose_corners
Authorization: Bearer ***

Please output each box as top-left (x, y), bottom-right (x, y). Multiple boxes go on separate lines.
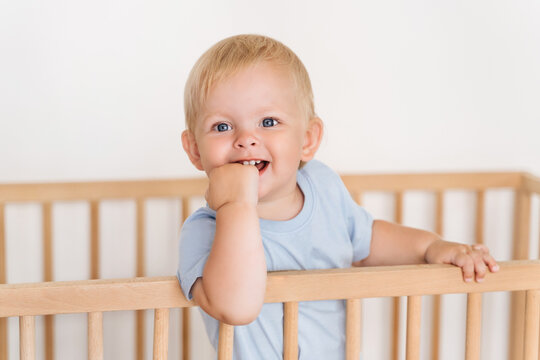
top-left (354, 220), bottom-right (499, 282)
top-left (191, 163), bottom-right (267, 325)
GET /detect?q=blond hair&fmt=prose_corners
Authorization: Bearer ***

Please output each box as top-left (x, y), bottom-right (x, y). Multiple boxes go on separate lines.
top-left (184, 34), bottom-right (316, 131)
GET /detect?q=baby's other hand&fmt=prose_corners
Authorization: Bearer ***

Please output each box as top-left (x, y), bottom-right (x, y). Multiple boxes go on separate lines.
top-left (206, 163), bottom-right (259, 211)
top-left (424, 241), bottom-right (499, 283)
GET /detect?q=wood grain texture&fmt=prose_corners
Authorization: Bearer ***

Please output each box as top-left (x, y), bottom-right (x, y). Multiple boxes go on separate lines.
top-left (42, 203), bottom-right (54, 360)
top-left (341, 172), bottom-right (523, 192)
top-left (431, 191), bottom-right (444, 360)
top-left (509, 190), bottom-right (532, 360)
top-left (392, 192), bottom-right (404, 360)
top-left (475, 191), bottom-right (484, 245)
top-left (1, 261), bottom-right (539, 317)
top-left (346, 299), bottom-right (361, 360)
top-left (218, 323), bottom-right (234, 360)
top-left (406, 296), bottom-right (421, 360)
top-left (136, 199), bottom-right (146, 360)
top-left (90, 201), bottom-right (100, 280)
top-left (88, 312), bottom-right (103, 360)
top-left (283, 302), bottom-right (298, 360)
top-left (465, 293), bottom-right (482, 360)
top-left (523, 290), bottom-right (540, 360)
top-left (181, 197), bottom-right (191, 360)
top-left (19, 316), bottom-right (35, 360)
top-left (0, 178), bottom-right (208, 202)
top-left (153, 308), bottom-right (169, 360)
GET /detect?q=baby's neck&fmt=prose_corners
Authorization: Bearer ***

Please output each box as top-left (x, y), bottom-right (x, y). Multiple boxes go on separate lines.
top-left (256, 184), bottom-right (304, 221)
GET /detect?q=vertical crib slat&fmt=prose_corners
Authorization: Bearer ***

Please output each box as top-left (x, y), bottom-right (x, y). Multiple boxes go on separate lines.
top-left (136, 199), bottom-right (146, 278)
top-left (90, 201), bottom-right (100, 280)
top-left (182, 197), bottom-right (191, 360)
top-left (0, 203), bottom-right (7, 360)
top-left (465, 293), bottom-right (482, 360)
top-left (42, 203), bottom-right (54, 360)
top-left (136, 310), bottom-right (146, 360)
top-left (509, 190), bottom-right (531, 360)
top-left (136, 199), bottom-right (146, 360)
top-left (395, 191), bottom-right (404, 224)
top-left (524, 290), bottom-right (540, 360)
top-left (354, 192), bottom-right (363, 206)
top-left (43, 203), bottom-right (53, 282)
top-left (352, 192), bottom-right (364, 358)
top-left (88, 312), bottom-right (103, 360)
top-left (346, 299), bottom-right (361, 360)
top-left (406, 296), bottom-right (421, 360)
top-left (182, 308), bottom-right (190, 360)
top-left (392, 192), bottom-right (404, 360)
top-left (473, 191), bottom-right (486, 358)
top-left (153, 308), bottom-right (169, 360)
top-left (475, 191), bottom-right (485, 245)
top-left (20, 316), bottom-right (35, 360)
top-left (283, 302), bottom-right (298, 360)
top-left (431, 191), bottom-right (444, 360)
top-left (218, 323), bottom-right (234, 360)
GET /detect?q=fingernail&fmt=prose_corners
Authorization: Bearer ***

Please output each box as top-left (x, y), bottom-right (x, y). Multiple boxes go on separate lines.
top-left (477, 277), bottom-right (484, 283)
top-left (465, 277), bottom-right (472, 282)
top-left (493, 265), bottom-right (500, 271)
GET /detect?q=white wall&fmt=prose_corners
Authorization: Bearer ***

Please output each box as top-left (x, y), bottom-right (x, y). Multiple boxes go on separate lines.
top-left (1, 1), bottom-right (539, 359)
top-left (1, 0), bottom-right (539, 182)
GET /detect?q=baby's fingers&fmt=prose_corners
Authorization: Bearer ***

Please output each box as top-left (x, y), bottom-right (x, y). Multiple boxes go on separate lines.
top-left (454, 253), bottom-right (475, 283)
top-left (472, 255), bottom-right (488, 282)
top-left (472, 244), bottom-right (500, 274)
top-left (456, 245), bottom-right (499, 283)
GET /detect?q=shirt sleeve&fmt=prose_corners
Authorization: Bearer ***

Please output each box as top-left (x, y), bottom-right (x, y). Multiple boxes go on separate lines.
top-left (176, 209), bottom-right (216, 300)
top-left (303, 160), bottom-right (374, 263)
top-left (347, 198), bottom-right (374, 262)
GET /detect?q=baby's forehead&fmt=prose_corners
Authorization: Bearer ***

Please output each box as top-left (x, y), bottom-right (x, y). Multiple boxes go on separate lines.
top-left (210, 61), bottom-right (296, 89)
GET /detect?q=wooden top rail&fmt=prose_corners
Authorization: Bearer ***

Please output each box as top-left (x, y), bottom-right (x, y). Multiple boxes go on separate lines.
top-left (340, 172), bottom-right (526, 192)
top-left (1, 172), bottom-right (539, 203)
top-left (0, 178), bottom-right (208, 202)
top-left (1, 260), bottom-right (539, 318)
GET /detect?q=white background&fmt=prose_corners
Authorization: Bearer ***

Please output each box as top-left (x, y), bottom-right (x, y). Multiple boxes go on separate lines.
top-left (1, 1), bottom-right (539, 359)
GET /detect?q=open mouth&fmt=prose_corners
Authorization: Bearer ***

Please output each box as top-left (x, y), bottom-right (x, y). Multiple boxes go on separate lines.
top-left (237, 160), bottom-right (269, 173)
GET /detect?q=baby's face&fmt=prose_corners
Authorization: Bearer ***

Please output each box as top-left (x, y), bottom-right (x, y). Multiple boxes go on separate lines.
top-left (187, 62), bottom-right (316, 202)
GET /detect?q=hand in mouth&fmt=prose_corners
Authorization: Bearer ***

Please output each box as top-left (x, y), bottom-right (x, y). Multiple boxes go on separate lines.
top-left (237, 160), bottom-right (269, 173)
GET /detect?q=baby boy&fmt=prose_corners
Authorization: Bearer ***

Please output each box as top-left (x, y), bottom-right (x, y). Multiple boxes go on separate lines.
top-left (177, 34), bottom-right (498, 359)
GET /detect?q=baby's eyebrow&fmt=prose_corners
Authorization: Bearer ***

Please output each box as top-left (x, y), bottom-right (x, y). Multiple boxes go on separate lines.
top-left (201, 113), bottom-right (229, 123)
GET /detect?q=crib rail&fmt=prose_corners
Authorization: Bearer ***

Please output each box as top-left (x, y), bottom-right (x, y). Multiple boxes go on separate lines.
top-left (1, 171), bottom-right (540, 360)
top-left (1, 260), bottom-right (539, 359)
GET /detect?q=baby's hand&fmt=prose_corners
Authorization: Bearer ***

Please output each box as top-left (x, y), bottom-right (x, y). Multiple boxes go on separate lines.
top-left (206, 163), bottom-right (259, 211)
top-left (424, 241), bottom-right (499, 283)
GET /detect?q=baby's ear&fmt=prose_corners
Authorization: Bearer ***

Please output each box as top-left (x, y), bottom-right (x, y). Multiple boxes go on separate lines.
top-left (181, 130), bottom-right (204, 171)
top-left (301, 117), bottom-right (324, 162)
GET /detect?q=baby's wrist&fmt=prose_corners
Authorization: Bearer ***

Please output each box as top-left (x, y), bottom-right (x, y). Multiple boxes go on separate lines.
top-left (215, 200), bottom-right (257, 213)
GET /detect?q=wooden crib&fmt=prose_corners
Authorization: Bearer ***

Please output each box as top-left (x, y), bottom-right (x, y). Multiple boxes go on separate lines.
top-left (1, 171), bottom-right (539, 359)
top-left (1, 260), bottom-right (540, 360)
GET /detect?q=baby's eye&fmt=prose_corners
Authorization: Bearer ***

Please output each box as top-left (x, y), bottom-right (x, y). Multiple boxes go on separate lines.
top-left (261, 118), bottom-right (278, 127)
top-left (213, 123), bottom-right (232, 132)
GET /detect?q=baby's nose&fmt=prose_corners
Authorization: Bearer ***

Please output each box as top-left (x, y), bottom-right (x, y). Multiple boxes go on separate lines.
top-left (234, 131), bottom-right (259, 148)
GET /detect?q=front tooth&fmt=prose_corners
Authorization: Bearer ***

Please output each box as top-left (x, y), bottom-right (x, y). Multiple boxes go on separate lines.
top-left (249, 160), bottom-right (256, 165)
top-left (243, 161), bottom-right (249, 165)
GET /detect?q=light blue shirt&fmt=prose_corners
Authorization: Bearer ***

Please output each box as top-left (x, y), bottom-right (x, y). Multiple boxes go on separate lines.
top-left (177, 160), bottom-right (373, 359)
